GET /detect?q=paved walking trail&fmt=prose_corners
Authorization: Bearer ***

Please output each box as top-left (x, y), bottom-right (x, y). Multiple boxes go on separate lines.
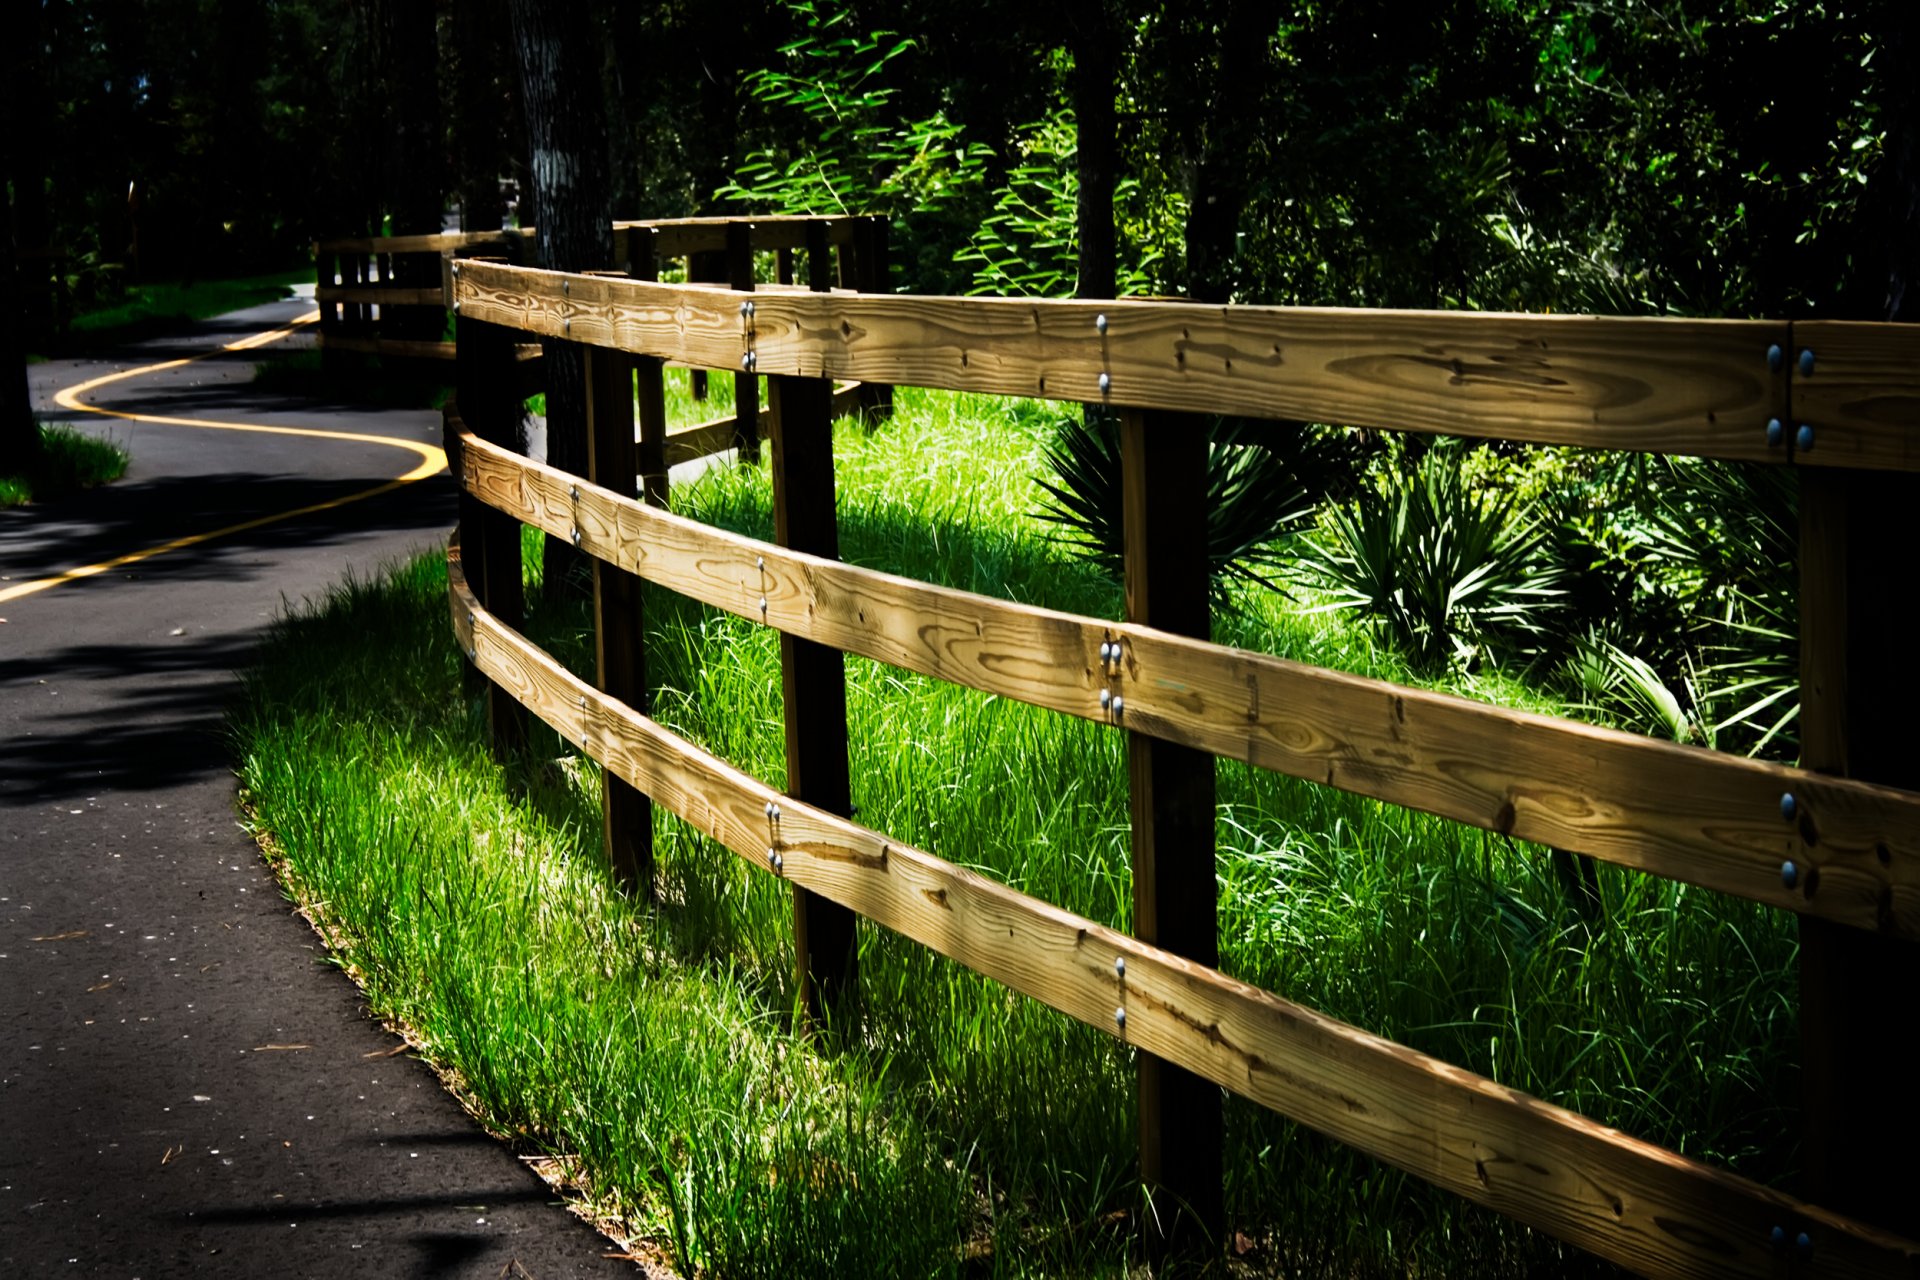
top-left (2, 297), bottom-right (633, 1277)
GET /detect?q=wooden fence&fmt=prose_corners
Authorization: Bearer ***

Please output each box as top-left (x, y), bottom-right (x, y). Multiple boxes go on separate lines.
top-left (440, 256), bottom-right (1920, 1277)
top-left (319, 216), bottom-right (888, 467)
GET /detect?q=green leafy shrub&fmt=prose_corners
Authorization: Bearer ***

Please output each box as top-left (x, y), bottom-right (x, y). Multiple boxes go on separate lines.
top-left (1295, 438), bottom-right (1561, 669)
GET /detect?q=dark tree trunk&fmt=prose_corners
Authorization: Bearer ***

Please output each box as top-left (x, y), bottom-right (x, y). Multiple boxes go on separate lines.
top-left (454, 0), bottom-right (508, 231)
top-left (7, 0), bottom-right (52, 339)
top-left (1183, 0), bottom-right (1275, 303)
top-left (2, 182), bottom-right (39, 472)
top-left (1069, 0), bottom-right (1118, 300)
top-left (507, 0), bottom-right (616, 596)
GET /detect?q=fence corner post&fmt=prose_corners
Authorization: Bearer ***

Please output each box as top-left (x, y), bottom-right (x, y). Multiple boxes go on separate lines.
top-left (1120, 406), bottom-right (1224, 1265)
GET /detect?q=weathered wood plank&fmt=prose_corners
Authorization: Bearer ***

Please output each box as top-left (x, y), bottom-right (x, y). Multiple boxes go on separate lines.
top-left (1121, 407), bottom-right (1223, 1256)
top-left (450, 261), bottom-right (1793, 461)
top-left (613, 215), bottom-right (860, 259)
top-left (1789, 321), bottom-right (1920, 472)
top-left (453, 429), bottom-right (1920, 940)
top-left (316, 284), bottom-right (446, 307)
top-left (317, 229), bottom-right (529, 256)
top-left (445, 545), bottom-right (1920, 1280)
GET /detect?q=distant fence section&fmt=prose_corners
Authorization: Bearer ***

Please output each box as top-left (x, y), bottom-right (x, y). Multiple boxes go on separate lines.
top-left (441, 253), bottom-right (1920, 1276)
top-left (317, 215), bottom-right (889, 468)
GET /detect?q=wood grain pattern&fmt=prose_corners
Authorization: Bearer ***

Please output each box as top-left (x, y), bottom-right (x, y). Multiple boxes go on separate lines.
top-left (450, 260), bottom-right (1793, 460)
top-left (1790, 321), bottom-right (1920, 472)
top-left (453, 430), bottom-right (1920, 940)
top-left (444, 539), bottom-right (1920, 1280)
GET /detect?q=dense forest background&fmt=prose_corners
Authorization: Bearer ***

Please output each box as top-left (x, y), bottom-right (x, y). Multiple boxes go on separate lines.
top-left (6, 0), bottom-right (1915, 327)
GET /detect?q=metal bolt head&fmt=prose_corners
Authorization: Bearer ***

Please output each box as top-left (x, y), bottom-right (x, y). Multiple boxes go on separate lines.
top-left (562, 279), bottom-right (570, 295)
top-left (765, 801), bottom-right (776, 819)
top-left (1770, 1226), bottom-right (1787, 1249)
top-left (1781, 860), bottom-right (1799, 890)
top-left (756, 556), bottom-right (765, 570)
top-left (451, 261), bottom-right (462, 275)
top-left (771, 803), bottom-right (781, 821)
top-left (1796, 424), bottom-right (1814, 452)
top-left (1780, 792), bottom-right (1797, 820)
top-left (452, 300), bottom-right (461, 314)
top-left (758, 595), bottom-right (769, 613)
top-left (569, 484), bottom-right (580, 501)
top-left (1095, 313), bottom-right (1108, 335)
top-left (1111, 695), bottom-right (1124, 719)
top-left (570, 527), bottom-right (581, 546)
top-left (1098, 371), bottom-right (1112, 394)
top-left (578, 694), bottom-right (588, 709)
top-left (1099, 688), bottom-right (1112, 710)
top-left (1798, 348), bottom-right (1815, 378)
top-left (1114, 1006), bottom-right (1126, 1028)
top-left (1766, 418), bottom-right (1783, 447)
top-left (740, 300), bottom-right (751, 318)
top-left (1795, 1232), bottom-right (1812, 1259)
top-left (1766, 343), bottom-right (1783, 373)
top-left (563, 317), bottom-right (571, 333)
top-left (1114, 956), bottom-right (1125, 978)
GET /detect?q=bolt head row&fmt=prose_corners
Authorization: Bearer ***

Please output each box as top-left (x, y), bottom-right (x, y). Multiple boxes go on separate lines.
top-left (742, 351), bottom-right (757, 371)
top-left (740, 300), bottom-right (756, 318)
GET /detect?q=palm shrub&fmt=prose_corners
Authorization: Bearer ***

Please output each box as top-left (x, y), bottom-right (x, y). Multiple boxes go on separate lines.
top-left (1545, 455), bottom-right (1797, 757)
top-left (1294, 437), bottom-right (1561, 670)
top-left (1033, 410), bottom-right (1360, 610)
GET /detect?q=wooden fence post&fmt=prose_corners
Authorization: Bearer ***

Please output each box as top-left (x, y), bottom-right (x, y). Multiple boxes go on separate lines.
top-left (630, 226), bottom-right (670, 510)
top-left (770, 252), bottom-right (856, 1028)
top-left (1120, 407), bottom-right (1224, 1263)
top-left (584, 327), bottom-right (653, 897)
top-left (727, 220), bottom-right (762, 465)
top-left (454, 262), bottom-right (527, 759)
top-left (688, 248), bottom-right (721, 402)
top-left (851, 215), bottom-right (894, 423)
top-left (1797, 464), bottom-right (1920, 1240)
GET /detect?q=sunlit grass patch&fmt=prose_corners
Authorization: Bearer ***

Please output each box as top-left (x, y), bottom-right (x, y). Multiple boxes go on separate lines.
top-left (0, 424), bottom-right (130, 508)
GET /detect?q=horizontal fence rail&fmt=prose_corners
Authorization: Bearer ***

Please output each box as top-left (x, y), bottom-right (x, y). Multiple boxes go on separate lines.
top-left (451, 423), bottom-right (1920, 939)
top-left (448, 260), bottom-right (1920, 472)
top-left (439, 256), bottom-right (1920, 1275)
top-left (445, 527), bottom-right (1918, 1280)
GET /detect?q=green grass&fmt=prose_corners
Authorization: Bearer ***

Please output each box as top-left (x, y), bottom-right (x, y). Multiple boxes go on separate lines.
top-left (58, 267), bottom-right (312, 347)
top-left (234, 388), bottom-right (1799, 1277)
top-left (1, 424), bottom-right (130, 508)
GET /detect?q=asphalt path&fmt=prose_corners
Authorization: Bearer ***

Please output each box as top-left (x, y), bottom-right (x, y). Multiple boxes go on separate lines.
top-left (2, 297), bottom-right (634, 1277)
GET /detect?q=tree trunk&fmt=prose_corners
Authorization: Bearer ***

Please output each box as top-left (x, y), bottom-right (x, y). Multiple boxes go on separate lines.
top-left (3, 181), bottom-right (39, 472)
top-left (454, 0), bottom-right (508, 231)
top-left (1184, 0), bottom-right (1275, 303)
top-left (507, 0), bottom-right (616, 597)
top-left (1069, 0), bottom-right (1118, 300)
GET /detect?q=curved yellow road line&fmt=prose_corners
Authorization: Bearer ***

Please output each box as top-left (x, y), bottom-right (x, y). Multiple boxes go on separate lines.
top-left (1, 311), bottom-right (448, 606)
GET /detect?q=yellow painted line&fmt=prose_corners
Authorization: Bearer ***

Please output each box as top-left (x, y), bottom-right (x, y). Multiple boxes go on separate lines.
top-left (2, 310), bottom-right (448, 606)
